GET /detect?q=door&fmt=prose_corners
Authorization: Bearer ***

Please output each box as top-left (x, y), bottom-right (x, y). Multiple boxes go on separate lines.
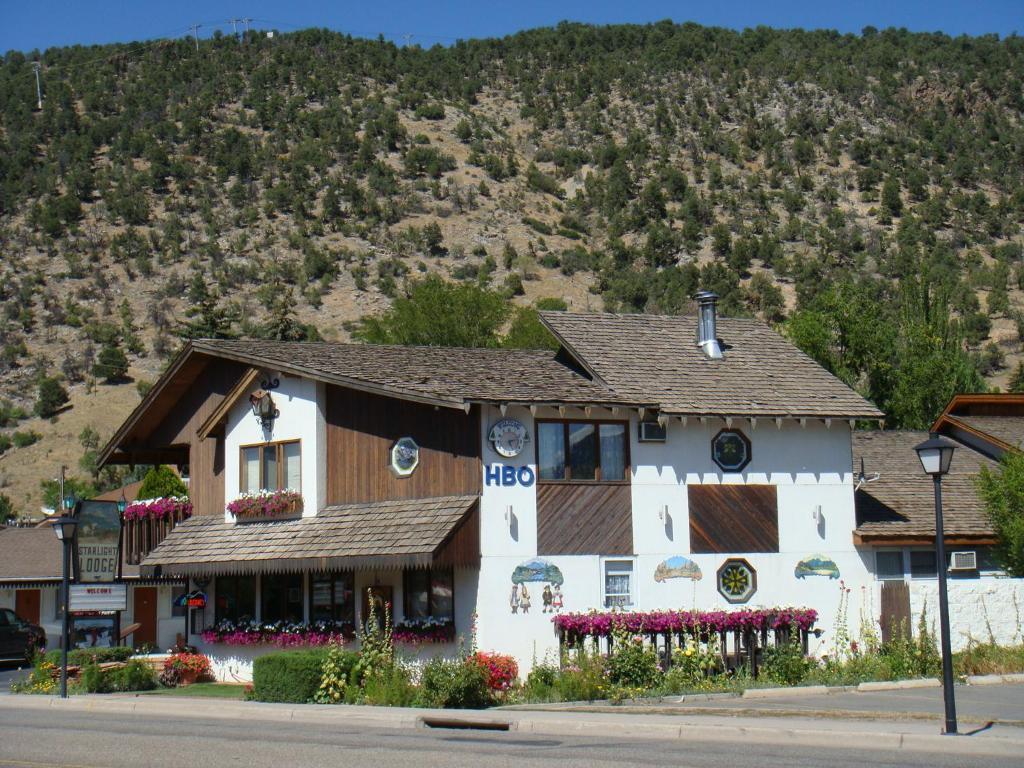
top-left (879, 581), bottom-right (911, 644)
top-left (132, 587), bottom-right (158, 647)
top-left (361, 585), bottom-right (393, 633)
top-left (15, 589), bottom-right (41, 626)
top-left (0, 608), bottom-right (14, 657)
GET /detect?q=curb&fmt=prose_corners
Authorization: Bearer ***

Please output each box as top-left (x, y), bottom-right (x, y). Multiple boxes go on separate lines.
top-left (2, 694), bottom-right (1023, 758)
top-left (968, 673), bottom-right (1024, 686)
top-left (857, 678), bottom-right (940, 692)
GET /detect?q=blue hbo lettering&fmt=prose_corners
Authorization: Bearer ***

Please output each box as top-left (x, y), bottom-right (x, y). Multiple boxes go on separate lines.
top-left (484, 464), bottom-right (536, 487)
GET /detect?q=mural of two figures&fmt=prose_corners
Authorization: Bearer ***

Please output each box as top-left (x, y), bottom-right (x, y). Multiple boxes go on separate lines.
top-left (511, 558), bottom-right (564, 614)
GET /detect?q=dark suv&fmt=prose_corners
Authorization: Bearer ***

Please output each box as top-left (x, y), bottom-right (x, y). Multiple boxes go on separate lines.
top-left (0, 608), bottom-right (46, 664)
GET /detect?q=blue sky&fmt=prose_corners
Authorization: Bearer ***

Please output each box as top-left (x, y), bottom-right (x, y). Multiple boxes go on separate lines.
top-left (1, 0), bottom-right (1021, 53)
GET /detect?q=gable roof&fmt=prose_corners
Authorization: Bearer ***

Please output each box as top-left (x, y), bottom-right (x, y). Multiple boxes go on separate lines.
top-left (187, 339), bottom-right (644, 409)
top-left (140, 495), bottom-right (479, 576)
top-left (0, 527), bottom-right (62, 583)
top-left (931, 394), bottom-right (1024, 461)
top-left (99, 339), bottom-right (649, 466)
top-left (852, 430), bottom-right (996, 543)
top-left (540, 312), bottom-right (883, 419)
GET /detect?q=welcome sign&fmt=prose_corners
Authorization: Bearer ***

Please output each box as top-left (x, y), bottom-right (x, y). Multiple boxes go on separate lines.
top-left (74, 500), bottom-right (122, 583)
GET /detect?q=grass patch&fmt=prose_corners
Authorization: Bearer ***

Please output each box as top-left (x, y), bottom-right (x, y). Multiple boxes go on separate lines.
top-left (142, 683), bottom-right (247, 699)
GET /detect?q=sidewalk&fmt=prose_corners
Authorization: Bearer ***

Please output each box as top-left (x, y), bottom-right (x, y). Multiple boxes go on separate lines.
top-left (2, 689), bottom-right (1022, 759)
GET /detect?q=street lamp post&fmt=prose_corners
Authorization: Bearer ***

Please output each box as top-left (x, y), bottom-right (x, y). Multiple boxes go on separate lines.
top-left (52, 501), bottom-right (78, 699)
top-left (914, 434), bottom-right (958, 735)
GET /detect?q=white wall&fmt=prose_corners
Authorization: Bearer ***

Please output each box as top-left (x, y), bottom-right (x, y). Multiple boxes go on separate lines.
top-left (224, 374), bottom-right (321, 520)
top-left (908, 578), bottom-right (1024, 651)
top-left (475, 406), bottom-right (872, 669)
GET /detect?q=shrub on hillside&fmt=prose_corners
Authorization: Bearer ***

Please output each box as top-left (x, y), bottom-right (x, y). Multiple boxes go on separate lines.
top-left (35, 377), bottom-right (69, 418)
top-left (252, 649), bottom-right (327, 703)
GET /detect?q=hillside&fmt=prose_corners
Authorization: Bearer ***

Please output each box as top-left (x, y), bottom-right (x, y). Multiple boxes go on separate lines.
top-left (1, 22), bottom-right (1023, 518)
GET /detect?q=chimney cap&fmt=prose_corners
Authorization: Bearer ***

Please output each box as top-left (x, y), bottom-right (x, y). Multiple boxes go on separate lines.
top-left (694, 290), bottom-right (719, 302)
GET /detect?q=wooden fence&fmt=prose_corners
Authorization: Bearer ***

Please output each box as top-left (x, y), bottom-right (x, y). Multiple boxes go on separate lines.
top-left (557, 625), bottom-right (812, 679)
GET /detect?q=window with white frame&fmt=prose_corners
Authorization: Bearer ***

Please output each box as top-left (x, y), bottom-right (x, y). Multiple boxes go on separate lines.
top-left (875, 550), bottom-right (904, 580)
top-left (603, 559), bottom-right (634, 608)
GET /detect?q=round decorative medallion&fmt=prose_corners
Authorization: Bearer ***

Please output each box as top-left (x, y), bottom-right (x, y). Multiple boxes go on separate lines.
top-left (717, 558), bottom-right (757, 604)
top-left (390, 437), bottom-right (420, 476)
top-left (488, 418), bottom-right (529, 458)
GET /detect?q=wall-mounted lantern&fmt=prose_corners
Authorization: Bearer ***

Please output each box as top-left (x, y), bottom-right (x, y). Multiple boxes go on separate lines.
top-left (249, 389), bottom-right (279, 428)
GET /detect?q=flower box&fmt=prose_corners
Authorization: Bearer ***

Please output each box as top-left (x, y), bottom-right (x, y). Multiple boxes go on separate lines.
top-left (123, 497), bottom-right (192, 521)
top-left (227, 490), bottom-right (303, 521)
top-left (201, 619), bottom-right (353, 647)
top-left (552, 607), bottom-right (818, 639)
top-left (392, 618), bottom-right (456, 644)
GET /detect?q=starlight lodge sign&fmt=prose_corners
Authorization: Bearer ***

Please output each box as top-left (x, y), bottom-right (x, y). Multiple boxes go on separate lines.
top-left (74, 500), bottom-right (123, 583)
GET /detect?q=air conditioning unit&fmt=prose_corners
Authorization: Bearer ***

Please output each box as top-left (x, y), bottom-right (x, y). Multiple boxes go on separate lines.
top-left (950, 551), bottom-right (977, 571)
top-left (639, 421), bottom-right (667, 442)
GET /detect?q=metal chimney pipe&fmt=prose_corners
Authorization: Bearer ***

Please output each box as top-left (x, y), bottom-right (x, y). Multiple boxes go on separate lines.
top-left (694, 291), bottom-right (723, 359)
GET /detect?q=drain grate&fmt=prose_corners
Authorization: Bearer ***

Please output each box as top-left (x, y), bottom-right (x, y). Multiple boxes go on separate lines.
top-left (420, 717), bottom-right (511, 732)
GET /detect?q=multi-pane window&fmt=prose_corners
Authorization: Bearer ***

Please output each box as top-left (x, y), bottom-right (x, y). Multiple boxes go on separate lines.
top-left (537, 421), bottom-right (628, 482)
top-left (310, 572), bottom-right (355, 624)
top-left (910, 550), bottom-right (938, 579)
top-left (214, 575), bottom-right (256, 623)
top-left (875, 551), bottom-right (904, 580)
top-left (603, 559), bottom-right (634, 607)
top-left (241, 440), bottom-right (300, 492)
top-left (403, 568), bottom-right (454, 621)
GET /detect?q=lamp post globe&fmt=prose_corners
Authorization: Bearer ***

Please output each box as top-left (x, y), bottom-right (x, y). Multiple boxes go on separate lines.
top-left (117, 492), bottom-right (128, 515)
top-left (913, 433), bottom-right (958, 735)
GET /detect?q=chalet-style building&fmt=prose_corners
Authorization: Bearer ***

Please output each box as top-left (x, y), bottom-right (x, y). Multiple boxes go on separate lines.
top-left (88, 296), bottom-right (916, 677)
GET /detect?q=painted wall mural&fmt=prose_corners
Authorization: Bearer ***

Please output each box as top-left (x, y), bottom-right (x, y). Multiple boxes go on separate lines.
top-left (511, 558), bottom-right (564, 614)
top-left (654, 556), bottom-right (703, 582)
top-left (794, 554), bottom-right (841, 580)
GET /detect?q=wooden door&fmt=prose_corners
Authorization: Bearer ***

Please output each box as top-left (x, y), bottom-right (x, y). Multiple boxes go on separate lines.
top-left (361, 585), bottom-right (393, 632)
top-left (132, 587), bottom-right (158, 647)
top-left (879, 581), bottom-right (911, 644)
top-left (15, 589), bottom-right (41, 626)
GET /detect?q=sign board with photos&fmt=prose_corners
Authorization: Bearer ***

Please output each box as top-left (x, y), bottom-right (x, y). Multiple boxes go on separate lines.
top-left (74, 500), bottom-right (123, 583)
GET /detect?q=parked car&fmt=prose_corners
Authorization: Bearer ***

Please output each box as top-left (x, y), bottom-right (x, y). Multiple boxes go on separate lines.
top-left (0, 608), bottom-right (46, 664)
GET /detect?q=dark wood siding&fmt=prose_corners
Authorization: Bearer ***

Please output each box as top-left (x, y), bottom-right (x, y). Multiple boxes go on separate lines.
top-left (325, 386), bottom-right (480, 504)
top-left (145, 358), bottom-right (247, 517)
top-left (435, 504), bottom-right (481, 569)
top-left (688, 485), bottom-right (779, 553)
top-left (537, 484), bottom-right (632, 555)
top-left (879, 581), bottom-right (911, 644)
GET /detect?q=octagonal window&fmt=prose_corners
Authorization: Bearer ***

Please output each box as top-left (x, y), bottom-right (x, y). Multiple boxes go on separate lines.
top-left (717, 558), bottom-right (757, 604)
top-left (712, 429), bottom-right (751, 472)
top-left (390, 436), bottom-right (420, 477)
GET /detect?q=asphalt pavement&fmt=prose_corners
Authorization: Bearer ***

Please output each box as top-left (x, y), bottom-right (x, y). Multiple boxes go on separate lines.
top-left (516, 681), bottom-right (1024, 725)
top-left (0, 705), bottom-right (1018, 768)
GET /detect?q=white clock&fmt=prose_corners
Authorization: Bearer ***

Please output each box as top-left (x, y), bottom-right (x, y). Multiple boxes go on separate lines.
top-left (488, 418), bottom-right (529, 458)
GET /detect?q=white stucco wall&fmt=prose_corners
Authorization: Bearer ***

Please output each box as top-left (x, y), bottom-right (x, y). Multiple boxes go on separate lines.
top-left (475, 405), bottom-right (872, 669)
top-left (224, 374), bottom-right (321, 520)
top-left (908, 578), bottom-right (1024, 651)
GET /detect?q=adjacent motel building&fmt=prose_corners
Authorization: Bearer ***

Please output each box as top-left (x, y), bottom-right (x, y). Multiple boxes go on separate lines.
top-left (11, 297), bottom-right (1011, 678)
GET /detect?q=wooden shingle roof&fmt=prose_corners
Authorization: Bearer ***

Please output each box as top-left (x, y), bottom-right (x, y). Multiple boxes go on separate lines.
top-left (540, 312), bottom-right (883, 419)
top-left (140, 496), bottom-right (479, 576)
top-left (852, 430), bottom-right (996, 542)
top-left (190, 339), bottom-right (647, 409)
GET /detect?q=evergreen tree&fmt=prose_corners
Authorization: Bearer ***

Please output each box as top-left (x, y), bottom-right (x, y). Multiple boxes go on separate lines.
top-left (35, 377), bottom-right (69, 418)
top-left (137, 465), bottom-right (188, 499)
top-left (93, 342), bottom-right (130, 383)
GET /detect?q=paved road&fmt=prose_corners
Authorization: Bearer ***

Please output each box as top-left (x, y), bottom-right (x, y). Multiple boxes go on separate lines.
top-left (0, 707), bottom-right (1017, 768)
top-left (554, 682), bottom-right (1024, 723)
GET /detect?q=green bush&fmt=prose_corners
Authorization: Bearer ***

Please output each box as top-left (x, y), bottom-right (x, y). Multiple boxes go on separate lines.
top-left (108, 660), bottom-right (158, 692)
top-left (252, 649), bottom-right (327, 703)
top-left (11, 430), bottom-right (41, 448)
top-left (137, 464), bottom-right (188, 499)
top-left (416, 657), bottom-right (493, 709)
top-left (360, 665), bottom-right (417, 706)
top-left (554, 651), bottom-right (607, 702)
top-left (762, 632), bottom-right (814, 686)
top-left (313, 643), bottom-right (359, 704)
top-left (78, 662), bottom-right (110, 693)
top-left (606, 634), bottom-right (661, 689)
top-left (44, 647), bottom-right (134, 667)
top-left (521, 661), bottom-right (559, 702)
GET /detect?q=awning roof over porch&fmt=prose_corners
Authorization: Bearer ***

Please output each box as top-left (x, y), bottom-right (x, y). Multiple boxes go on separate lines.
top-left (140, 495), bottom-right (480, 577)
